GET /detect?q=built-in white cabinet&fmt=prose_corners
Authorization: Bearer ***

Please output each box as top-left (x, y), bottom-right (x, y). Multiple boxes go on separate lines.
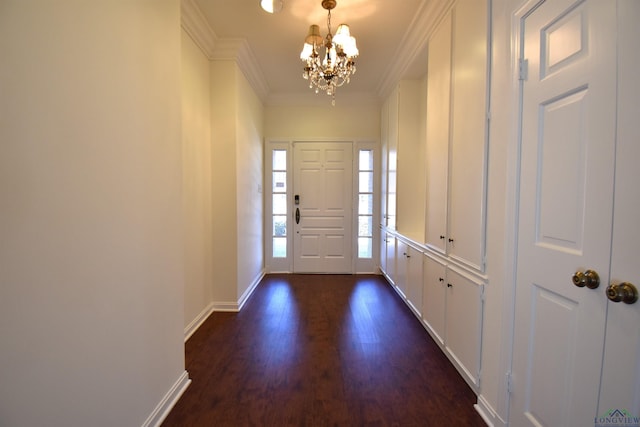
top-left (395, 80), bottom-right (426, 240)
top-left (424, 11), bottom-right (452, 257)
top-left (379, 227), bottom-right (388, 274)
top-left (443, 267), bottom-right (483, 389)
top-left (424, 0), bottom-right (489, 272)
top-left (422, 255), bottom-right (447, 345)
top-left (383, 232), bottom-right (396, 285)
top-left (381, 88), bottom-right (398, 231)
top-left (395, 239), bottom-right (424, 316)
top-left (381, 80), bottom-right (426, 239)
top-left (422, 255), bottom-right (483, 390)
top-left (378, 0), bottom-right (488, 397)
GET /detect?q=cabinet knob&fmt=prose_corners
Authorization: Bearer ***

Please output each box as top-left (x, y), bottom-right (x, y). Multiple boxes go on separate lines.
top-left (439, 235), bottom-right (446, 240)
top-left (448, 238), bottom-right (454, 243)
top-left (447, 283), bottom-right (453, 288)
top-left (438, 277), bottom-right (444, 282)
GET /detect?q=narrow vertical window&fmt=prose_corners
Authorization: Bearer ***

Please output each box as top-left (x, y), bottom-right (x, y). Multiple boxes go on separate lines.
top-left (272, 150), bottom-right (287, 258)
top-left (387, 151), bottom-right (397, 230)
top-left (358, 149), bottom-right (374, 258)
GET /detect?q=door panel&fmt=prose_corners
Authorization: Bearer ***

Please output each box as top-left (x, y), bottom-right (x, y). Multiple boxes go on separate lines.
top-left (597, 1), bottom-right (640, 418)
top-left (448, 0), bottom-right (488, 269)
top-left (510, 1), bottom-right (617, 426)
top-left (445, 268), bottom-right (482, 388)
top-left (293, 142), bottom-right (353, 273)
top-left (424, 11), bottom-right (451, 254)
top-left (537, 88), bottom-right (587, 252)
top-left (423, 255), bottom-right (446, 345)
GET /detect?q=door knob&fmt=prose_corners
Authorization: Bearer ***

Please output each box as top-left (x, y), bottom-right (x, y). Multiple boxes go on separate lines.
top-left (572, 269), bottom-right (600, 289)
top-left (606, 282), bottom-right (638, 304)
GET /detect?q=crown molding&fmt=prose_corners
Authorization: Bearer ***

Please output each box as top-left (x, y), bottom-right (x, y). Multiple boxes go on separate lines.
top-left (210, 39), bottom-right (270, 102)
top-left (181, 0), bottom-right (270, 102)
top-left (181, 0), bottom-right (451, 106)
top-left (376, 0), bottom-right (455, 100)
top-left (181, 0), bottom-right (216, 58)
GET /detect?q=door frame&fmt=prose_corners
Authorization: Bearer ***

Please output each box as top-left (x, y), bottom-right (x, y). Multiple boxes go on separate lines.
top-left (264, 138), bottom-right (379, 274)
top-left (478, 0), bottom-right (548, 424)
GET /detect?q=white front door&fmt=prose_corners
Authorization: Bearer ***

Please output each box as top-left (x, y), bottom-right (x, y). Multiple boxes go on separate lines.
top-left (510, 1), bottom-right (617, 426)
top-left (293, 142), bottom-right (353, 273)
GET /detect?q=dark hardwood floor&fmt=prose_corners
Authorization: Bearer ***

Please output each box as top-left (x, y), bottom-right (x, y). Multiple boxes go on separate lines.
top-left (162, 274), bottom-right (486, 426)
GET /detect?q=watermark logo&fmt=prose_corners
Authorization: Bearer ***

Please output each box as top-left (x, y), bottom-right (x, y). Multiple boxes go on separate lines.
top-left (595, 409), bottom-right (640, 427)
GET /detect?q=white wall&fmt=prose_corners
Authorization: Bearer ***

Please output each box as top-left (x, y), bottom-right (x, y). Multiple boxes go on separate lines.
top-left (210, 61), bottom-right (240, 306)
top-left (236, 70), bottom-right (265, 301)
top-left (0, 2), bottom-right (187, 426)
top-left (265, 103), bottom-right (381, 139)
top-left (182, 28), bottom-right (214, 332)
top-left (209, 60), bottom-right (265, 309)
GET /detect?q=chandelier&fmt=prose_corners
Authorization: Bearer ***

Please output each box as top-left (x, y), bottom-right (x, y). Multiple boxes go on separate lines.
top-left (300, 0), bottom-right (358, 105)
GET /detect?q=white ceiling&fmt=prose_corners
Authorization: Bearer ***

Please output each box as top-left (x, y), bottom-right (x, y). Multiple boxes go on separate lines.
top-left (193, 0), bottom-right (432, 103)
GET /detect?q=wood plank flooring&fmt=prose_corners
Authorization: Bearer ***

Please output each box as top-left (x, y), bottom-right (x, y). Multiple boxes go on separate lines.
top-left (162, 274), bottom-right (486, 426)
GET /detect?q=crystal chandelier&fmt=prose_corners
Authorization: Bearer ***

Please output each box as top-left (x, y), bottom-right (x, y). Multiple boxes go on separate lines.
top-left (300, 0), bottom-right (358, 105)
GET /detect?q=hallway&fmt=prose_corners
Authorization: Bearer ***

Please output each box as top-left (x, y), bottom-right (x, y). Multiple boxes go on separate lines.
top-left (163, 274), bottom-right (485, 426)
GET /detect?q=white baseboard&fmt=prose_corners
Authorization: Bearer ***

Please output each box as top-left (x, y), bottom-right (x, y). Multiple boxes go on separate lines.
top-left (142, 370), bottom-right (191, 427)
top-left (212, 270), bottom-right (265, 312)
top-left (475, 394), bottom-right (507, 427)
top-left (184, 302), bottom-right (215, 342)
top-left (211, 301), bottom-right (241, 312)
top-left (237, 270), bottom-right (265, 310)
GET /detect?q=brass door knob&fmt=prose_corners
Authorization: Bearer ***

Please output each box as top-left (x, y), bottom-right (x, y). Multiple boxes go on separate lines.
top-left (606, 282), bottom-right (638, 304)
top-left (572, 269), bottom-right (600, 289)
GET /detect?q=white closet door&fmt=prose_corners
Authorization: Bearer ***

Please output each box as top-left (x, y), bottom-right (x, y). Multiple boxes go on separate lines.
top-left (510, 1), bottom-right (617, 426)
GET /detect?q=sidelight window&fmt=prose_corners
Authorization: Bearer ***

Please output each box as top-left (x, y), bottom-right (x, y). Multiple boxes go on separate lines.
top-left (272, 150), bottom-right (287, 258)
top-left (358, 149), bottom-right (374, 258)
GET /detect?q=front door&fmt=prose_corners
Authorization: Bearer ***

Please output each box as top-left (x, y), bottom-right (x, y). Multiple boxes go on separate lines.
top-left (510, 1), bottom-right (617, 426)
top-left (293, 142), bottom-right (353, 273)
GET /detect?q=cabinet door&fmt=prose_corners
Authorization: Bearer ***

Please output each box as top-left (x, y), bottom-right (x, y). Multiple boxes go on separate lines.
top-left (424, 12), bottom-right (451, 254)
top-left (396, 80), bottom-right (425, 235)
top-left (445, 268), bottom-right (483, 388)
top-left (385, 233), bottom-right (396, 285)
top-left (379, 228), bottom-right (387, 274)
top-left (448, 0), bottom-right (488, 270)
top-left (380, 99), bottom-right (389, 227)
top-left (396, 239), bottom-right (408, 298)
top-left (422, 255), bottom-right (447, 345)
top-left (386, 88), bottom-right (399, 231)
top-left (406, 246), bottom-right (424, 316)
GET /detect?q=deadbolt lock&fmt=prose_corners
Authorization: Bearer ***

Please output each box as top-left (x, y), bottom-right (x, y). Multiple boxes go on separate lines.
top-left (572, 269), bottom-right (600, 289)
top-left (606, 282), bottom-right (638, 304)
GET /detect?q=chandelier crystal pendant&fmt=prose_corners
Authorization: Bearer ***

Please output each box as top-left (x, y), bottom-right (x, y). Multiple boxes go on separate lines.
top-left (300, 0), bottom-right (358, 105)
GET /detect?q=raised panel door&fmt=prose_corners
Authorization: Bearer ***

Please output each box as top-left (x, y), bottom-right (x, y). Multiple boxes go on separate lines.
top-left (425, 11), bottom-right (452, 254)
top-left (422, 255), bottom-right (447, 345)
top-left (406, 246), bottom-right (424, 316)
top-left (445, 267), bottom-right (483, 389)
top-left (448, 0), bottom-right (488, 270)
top-left (510, 1), bottom-right (617, 425)
top-left (396, 239), bottom-right (408, 298)
top-left (385, 233), bottom-right (396, 285)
